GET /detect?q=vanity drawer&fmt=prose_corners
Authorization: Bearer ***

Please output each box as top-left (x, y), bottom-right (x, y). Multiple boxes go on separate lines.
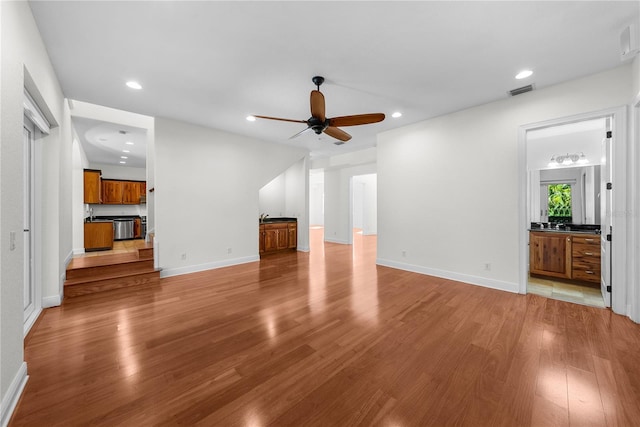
top-left (572, 268), bottom-right (600, 283)
top-left (572, 235), bottom-right (599, 246)
top-left (572, 243), bottom-right (600, 259)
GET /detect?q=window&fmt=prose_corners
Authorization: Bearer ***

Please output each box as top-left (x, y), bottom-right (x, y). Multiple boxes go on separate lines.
top-left (548, 183), bottom-right (572, 223)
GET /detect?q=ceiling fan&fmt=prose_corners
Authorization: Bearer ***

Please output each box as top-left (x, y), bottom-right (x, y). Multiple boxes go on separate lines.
top-left (253, 76), bottom-right (385, 143)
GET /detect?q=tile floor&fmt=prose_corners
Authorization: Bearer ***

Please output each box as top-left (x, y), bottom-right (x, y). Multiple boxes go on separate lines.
top-left (528, 275), bottom-right (605, 308)
top-left (77, 239), bottom-right (149, 258)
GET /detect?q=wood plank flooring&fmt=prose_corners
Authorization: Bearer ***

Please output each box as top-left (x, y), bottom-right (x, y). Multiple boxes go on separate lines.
top-left (11, 229), bottom-right (640, 426)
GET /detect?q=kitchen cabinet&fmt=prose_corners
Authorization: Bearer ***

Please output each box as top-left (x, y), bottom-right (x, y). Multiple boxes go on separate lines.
top-left (529, 231), bottom-right (572, 279)
top-left (102, 180), bottom-right (124, 204)
top-left (84, 222), bottom-right (114, 251)
top-left (571, 234), bottom-right (601, 284)
top-left (122, 181), bottom-right (141, 204)
top-left (102, 179), bottom-right (145, 204)
top-left (134, 217), bottom-right (142, 239)
top-left (83, 169), bottom-right (101, 204)
top-left (287, 223), bottom-right (297, 249)
top-left (260, 221), bottom-right (297, 255)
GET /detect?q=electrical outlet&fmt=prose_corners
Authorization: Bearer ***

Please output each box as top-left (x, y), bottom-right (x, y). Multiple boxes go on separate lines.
top-left (484, 263), bottom-right (491, 271)
top-left (402, 250), bottom-right (407, 257)
top-left (181, 253), bottom-right (187, 260)
top-left (227, 247), bottom-right (232, 254)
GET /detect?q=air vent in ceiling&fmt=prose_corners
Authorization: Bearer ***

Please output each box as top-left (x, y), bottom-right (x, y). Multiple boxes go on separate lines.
top-left (119, 130), bottom-right (127, 134)
top-left (509, 84), bottom-right (534, 96)
top-left (334, 141), bottom-right (345, 146)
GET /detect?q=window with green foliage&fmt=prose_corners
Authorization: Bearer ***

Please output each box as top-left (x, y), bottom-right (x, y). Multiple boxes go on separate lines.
top-left (548, 184), bottom-right (572, 221)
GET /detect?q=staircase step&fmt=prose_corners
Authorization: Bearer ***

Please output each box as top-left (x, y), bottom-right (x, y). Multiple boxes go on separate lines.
top-left (64, 270), bottom-right (161, 298)
top-left (138, 247), bottom-right (154, 260)
top-left (66, 258), bottom-right (154, 281)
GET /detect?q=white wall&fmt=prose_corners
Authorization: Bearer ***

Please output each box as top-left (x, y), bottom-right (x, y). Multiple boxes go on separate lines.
top-left (154, 118), bottom-right (308, 276)
top-left (1, 1), bottom-right (71, 423)
top-left (309, 170), bottom-right (324, 226)
top-left (92, 163), bottom-right (146, 181)
top-left (259, 174), bottom-right (286, 216)
top-left (352, 174), bottom-right (377, 235)
top-left (377, 64), bottom-right (633, 294)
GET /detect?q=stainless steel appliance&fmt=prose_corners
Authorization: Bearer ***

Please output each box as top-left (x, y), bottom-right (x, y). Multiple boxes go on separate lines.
top-left (140, 216), bottom-right (147, 238)
top-left (113, 219), bottom-right (134, 240)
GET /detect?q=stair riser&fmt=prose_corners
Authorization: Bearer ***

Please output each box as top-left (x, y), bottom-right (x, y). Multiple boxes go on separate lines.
top-left (138, 248), bottom-right (154, 260)
top-left (66, 260), bottom-right (154, 280)
top-left (65, 272), bottom-right (160, 298)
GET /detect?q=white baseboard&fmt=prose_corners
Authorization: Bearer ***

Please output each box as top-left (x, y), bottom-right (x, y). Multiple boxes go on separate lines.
top-left (42, 294), bottom-right (62, 308)
top-left (297, 246), bottom-right (310, 252)
top-left (324, 237), bottom-right (349, 245)
top-left (1, 362), bottom-right (28, 427)
top-left (72, 248), bottom-right (85, 256)
top-left (23, 308), bottom-right (42, 336)
top-left (160, 255), bottom-right (259, 278)
top-left (376, 258), bottom-right (519, 294)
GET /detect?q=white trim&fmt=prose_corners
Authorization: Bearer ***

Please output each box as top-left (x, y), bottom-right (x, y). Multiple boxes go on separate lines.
top-left (297, 246), bottom-right (310, 252)
top-left (631, 92), bottom-right (640, 323)
top-left (518, 106), bottom-right (629, 315)
top-left (160, 255), bottom-right (259, 278)
top-left (1, 362), bottom-right (28, 427)
top-left (73, 248), bottom-right (86, 256)
top-left (376, 258), bottom-right (519, 294)
top-left (324, 237), bottom-right (350, 245)
top-left (42, 294), bottom-right (62, 308)
top-left (64, 250), bottom-right (73, 268)
top-left (23, 308), bottom-right (41, 336)
top-left (23, 90), bottom-right (50, 134)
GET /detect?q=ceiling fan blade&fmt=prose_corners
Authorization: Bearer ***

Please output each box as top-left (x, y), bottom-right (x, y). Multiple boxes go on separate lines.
top-left (310, 90), bottom-right (326, 121)
top-left (253, 115), bottom-right (307, 124)
top-left (323, 126), bottom-right (351, 142)
top-left (289, 127), bottom-right (312, 140)
top-left (328, 113), bottom-right (385, 127)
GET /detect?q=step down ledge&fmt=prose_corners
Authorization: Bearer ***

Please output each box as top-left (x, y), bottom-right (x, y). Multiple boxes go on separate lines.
top-left (64, 268), bottom-right (161, 287)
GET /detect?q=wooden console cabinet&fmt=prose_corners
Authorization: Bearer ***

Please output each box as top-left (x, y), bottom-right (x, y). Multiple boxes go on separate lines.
top-left (260, 221), bottom-right (297, 255)
top-left (529, 231), bottom-right (601, 284)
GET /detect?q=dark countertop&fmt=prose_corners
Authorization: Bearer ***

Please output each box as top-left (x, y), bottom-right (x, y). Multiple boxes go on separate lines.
top-left (260, 217), bottom-right (297, 224)
top-left (528, 228), bottom-right (600, 235)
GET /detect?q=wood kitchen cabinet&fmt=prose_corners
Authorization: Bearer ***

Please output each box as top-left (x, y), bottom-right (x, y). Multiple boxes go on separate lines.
top-left (84, 222), bottom-right (114, 251)
top-left (102, 180), bottom-right (124, 204)
top-left (287, 222), bottom-right (297, 249)
top-left (122, 181), bottom-right (141, 204)
top-left (133, 218), bottom-right (142, 239)
top-left (83, 169), bottom-right (101, 204)
top-left (260, 221), bottom-right (297, 256)
top-left (571, 234), bottom-right (601, 284)
top-left (529, 231), bottom-right (572, 279)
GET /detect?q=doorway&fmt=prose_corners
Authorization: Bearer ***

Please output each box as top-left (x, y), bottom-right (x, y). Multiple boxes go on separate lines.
top-left (519, 107), bottom-right (626, 312)
top-left (23, 115), bottom-right (40, 334)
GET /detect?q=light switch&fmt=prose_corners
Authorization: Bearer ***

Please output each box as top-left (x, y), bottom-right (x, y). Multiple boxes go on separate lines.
top-left (9, 231), bottom-right (16, 251)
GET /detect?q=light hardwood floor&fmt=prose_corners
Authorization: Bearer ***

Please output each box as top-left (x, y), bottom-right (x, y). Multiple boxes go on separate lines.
top-left (11, 229), bottom-right (640, 426)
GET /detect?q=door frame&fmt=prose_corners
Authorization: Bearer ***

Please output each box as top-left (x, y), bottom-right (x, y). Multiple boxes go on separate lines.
top-left (517, 106), bottom-right (628, 314)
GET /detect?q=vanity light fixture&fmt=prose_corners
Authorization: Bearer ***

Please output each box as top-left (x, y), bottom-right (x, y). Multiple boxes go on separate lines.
top-left (515, 70), bottom-right (533, 79)
top-left (548, 152), bottom-right (589, 167)
top-left (126, 81), bottom-right (142, 90)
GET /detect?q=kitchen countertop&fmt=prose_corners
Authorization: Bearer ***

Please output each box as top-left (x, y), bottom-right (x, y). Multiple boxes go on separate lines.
top-left (528, 228), bottom-right (600, 235)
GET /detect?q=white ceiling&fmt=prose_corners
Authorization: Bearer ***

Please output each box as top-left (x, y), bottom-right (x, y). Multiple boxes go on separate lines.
top-left (29, 1), bottom-right (639, 161)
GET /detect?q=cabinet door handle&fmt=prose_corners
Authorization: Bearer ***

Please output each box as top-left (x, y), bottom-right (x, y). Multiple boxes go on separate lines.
top-left (584, 252), bottom-right (594, 256)
top-left (585, 270), bottom-right (594, 275)
top-left (584, 238), bottom-right (595, 242)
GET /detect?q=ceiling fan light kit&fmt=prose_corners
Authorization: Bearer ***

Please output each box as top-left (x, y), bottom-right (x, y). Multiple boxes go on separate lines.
top-left (253, 76), bottom-right (385, 143)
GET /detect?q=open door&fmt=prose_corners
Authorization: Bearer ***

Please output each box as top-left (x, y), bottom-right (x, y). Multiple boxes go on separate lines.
top-left (600, 119), bottom-right (612, 307)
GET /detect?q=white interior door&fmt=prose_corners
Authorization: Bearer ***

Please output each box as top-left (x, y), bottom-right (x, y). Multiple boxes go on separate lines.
top-left (600, 119), bottom-right (613, 307)
top-left (23, 117), bottom-right (36, 323)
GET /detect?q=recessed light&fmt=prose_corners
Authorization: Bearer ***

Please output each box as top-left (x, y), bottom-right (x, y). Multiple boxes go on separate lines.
top-left (125, 141), bottom-right (134, 145)
top-left (122, 150), bottom-right (130, 153)
top-left (126, 81), bottom-right (142, 90)
top-left (515, 70), bottom-right (533, 79)
top-left (121, 156), bottom-right (128, 159)
top-left (391, 112), bottom-right (402, 118)
top-left (246, 115), bottom-right (256, 122)
top-left (119, 161), bottom-right (126, 164)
